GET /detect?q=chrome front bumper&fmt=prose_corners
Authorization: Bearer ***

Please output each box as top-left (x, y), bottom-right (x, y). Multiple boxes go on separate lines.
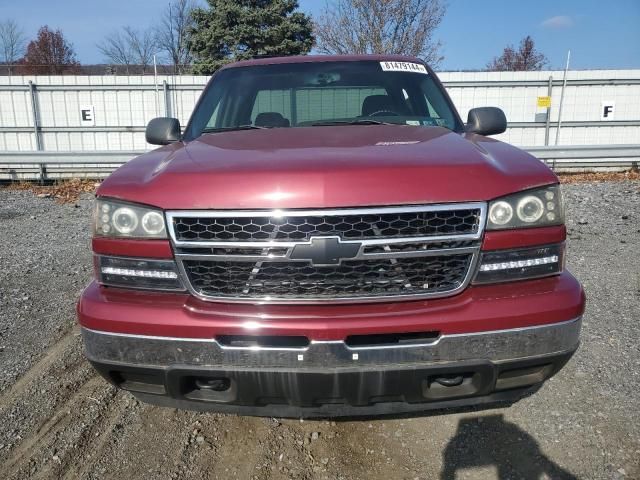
top-left (82, 317), bottom-right (581, 369)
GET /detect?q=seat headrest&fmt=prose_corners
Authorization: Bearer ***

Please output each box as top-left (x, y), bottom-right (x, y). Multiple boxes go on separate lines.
top-left (254, 112), bottom-right (290, 127)
top-left (361, 95), bottom-right (396, 116)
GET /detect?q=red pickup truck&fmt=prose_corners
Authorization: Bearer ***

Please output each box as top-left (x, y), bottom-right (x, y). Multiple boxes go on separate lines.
top-left (77, 55), bottom-right (585, 417)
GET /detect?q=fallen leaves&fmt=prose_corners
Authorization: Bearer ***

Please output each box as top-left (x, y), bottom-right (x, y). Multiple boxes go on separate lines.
top-left (559, 171), bottom-right (640, 184)
top-left (6, 179), bottom-right (99, 203)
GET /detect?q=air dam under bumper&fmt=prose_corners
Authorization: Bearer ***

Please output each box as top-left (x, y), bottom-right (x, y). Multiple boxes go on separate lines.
top-left (83, 317), bottom-right (581, 417)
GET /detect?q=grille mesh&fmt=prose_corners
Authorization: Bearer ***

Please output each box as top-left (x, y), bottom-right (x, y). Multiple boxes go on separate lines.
top-left (183, 254), bottom-right (472, 300)
top-left (173, 208), bottom-right (481, 242)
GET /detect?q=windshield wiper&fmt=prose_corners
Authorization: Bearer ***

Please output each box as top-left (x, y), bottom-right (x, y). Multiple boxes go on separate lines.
top-left (202, 125), bottom-right (269, 133)
top-left (310, 119), bottom-right (396, 127)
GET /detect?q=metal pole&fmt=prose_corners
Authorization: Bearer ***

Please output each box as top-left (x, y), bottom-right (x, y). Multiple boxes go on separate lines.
top-left (544, 75), bottom-right (552, 146)
top-left (555, 50), bottom-right (571, 145)
top-left (153, 54), bottom-right (159, 117)
top-left (172, 71), bottom-right (179, 121)
top-left (28, 81), bottom-right (46, 181)
top-left (163, 80), bottom-right (170, 117)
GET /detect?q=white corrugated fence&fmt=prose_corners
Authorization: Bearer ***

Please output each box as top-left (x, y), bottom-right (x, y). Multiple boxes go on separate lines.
top-left (0, 69), bottom-right (639, 179)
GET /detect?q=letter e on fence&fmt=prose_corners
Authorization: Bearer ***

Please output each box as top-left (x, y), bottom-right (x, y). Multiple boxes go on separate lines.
top-left (80, 105), bottom-right (95, 126)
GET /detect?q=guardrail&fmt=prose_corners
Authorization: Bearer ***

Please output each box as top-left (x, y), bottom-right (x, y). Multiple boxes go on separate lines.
top-left (526, 144), bottom-right (640, 170)
top-left (1, 145), bottom-right (638, 181)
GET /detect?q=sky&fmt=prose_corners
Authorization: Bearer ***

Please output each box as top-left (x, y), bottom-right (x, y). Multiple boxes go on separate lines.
top-left (0, 0), bottom-right (638, 71)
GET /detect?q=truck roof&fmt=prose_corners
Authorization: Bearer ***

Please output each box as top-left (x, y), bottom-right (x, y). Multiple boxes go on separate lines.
top-left (219, 54), bottom-right (428, 70)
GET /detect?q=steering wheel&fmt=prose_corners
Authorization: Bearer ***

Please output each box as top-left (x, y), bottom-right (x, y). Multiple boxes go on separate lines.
top-left (368, 110), bottom-right (401, 117)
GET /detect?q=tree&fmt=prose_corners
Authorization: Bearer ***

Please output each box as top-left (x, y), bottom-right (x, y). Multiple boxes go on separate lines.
top-left (314, 0), bottom-right (446, 68)
top-left (189, 0), bottom-right (314, 74)
top-left (487, 36), bottom-right (548, 71)
top-left (20, 26), bottom-right (80, 74)
top-left (124, 27), bottom-right (156, 73)
top-left (156, 0), bottom-right (195, 74)
top-left (97, 30), bottom-right (135, 74)
top-left (0, 20), bottom-right (27, 75)
top-left (98, 27), bottom-right (156, 73)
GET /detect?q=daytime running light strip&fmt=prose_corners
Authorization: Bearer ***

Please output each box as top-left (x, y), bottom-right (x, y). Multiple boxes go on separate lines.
top-left (479, 255), bottom-right (559, 272)
top-left (101, 267), bottom-right (178, 279)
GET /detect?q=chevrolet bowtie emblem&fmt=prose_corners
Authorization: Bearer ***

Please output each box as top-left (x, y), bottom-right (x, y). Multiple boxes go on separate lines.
top-left (290, 237), bottom-right (361, 266)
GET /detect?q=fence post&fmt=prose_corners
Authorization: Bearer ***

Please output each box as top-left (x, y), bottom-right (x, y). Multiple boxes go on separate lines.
top-left (163, 80), bottom-right (171, 117)
top-left (27, 80), bottom-right (46, 182)
top-left (544, 75), bottom-right (553, 146)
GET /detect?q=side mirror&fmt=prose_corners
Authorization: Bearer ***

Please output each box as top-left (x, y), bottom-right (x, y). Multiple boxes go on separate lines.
top-left (466, 107), bottom-right (507, 136)
top-left (145, 117), bottom-right (181, 145)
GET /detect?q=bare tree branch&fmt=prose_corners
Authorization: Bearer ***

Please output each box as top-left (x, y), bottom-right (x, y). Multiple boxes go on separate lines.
top-left (97, 30), bottom-right (134, 74)
top-left (314, 0), bottom-right (446, 68)
top-left (155, 0), bottom-right (195, 74)
top-left (123, 27), bottom-right (156, 73)
top-left (97, 26), bottom-right (157, 74)
top-left (0, 19), bottom-right (27, 75)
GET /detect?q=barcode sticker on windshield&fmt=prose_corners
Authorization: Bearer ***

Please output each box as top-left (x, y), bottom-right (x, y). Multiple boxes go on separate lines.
top-left (380, 61), bottom-right (428, 74)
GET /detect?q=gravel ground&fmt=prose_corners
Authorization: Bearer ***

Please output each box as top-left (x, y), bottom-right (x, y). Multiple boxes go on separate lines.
top-left (0, 180), bottom-right (638, 480)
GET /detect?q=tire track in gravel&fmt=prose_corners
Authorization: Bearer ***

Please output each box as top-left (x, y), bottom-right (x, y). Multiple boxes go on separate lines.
top-left (60, 393), bottom-right (135, 480)
top-left (0, 325), bottom-right (103, 477)
top-left (0, 326), bottom-right (81, 409)
top-left (79, 401), bottom-right (199, 480)
top-left (1, 375), bottom-right (109, 479)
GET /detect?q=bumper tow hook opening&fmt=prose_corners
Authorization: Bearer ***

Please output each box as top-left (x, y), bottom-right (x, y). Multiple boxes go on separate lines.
top-left (195, 378), bottom-right (231, 392)
top-left (434, 375), bottom-right (464, 387)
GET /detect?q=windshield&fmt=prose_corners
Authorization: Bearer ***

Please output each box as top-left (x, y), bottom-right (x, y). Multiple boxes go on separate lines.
top-left (185, 60), bottom-right (462, 139)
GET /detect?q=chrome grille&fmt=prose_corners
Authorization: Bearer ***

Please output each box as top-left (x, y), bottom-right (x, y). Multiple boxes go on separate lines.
top-left (173, 207), bottom-right (481, 242)
top-left (167, 203), bottom-right (486, 304)
top-left (183, 255), bottom-right (473, 299)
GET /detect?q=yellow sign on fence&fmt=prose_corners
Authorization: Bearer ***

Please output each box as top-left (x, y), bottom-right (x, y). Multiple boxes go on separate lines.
top-left (537, 96), bottom-right (552, 108)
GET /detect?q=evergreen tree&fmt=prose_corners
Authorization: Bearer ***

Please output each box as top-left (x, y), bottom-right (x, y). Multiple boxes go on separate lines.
top-left (189, 0), bottom-right (314, 74)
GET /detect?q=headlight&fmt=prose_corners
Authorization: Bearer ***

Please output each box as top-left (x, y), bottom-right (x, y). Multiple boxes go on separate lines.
top-left (488, 201), bottom-right (513, 226)
top-left (487, 185), bottom-right (563, 230)
top-left (94, 199), bottom-right (167, 238)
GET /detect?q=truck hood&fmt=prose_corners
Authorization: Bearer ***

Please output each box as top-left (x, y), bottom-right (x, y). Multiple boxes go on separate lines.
top-left (98, 125), bottom-right (557, 210)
